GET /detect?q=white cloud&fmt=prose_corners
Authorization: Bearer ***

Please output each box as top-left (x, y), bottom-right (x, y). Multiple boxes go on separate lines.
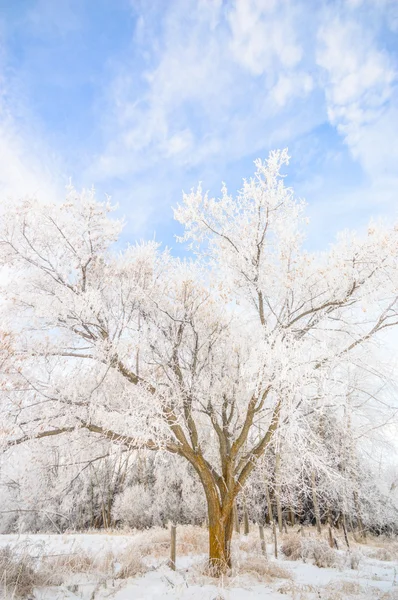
top-left (25, 0), bottom-right (81, 37)
top-left (271, 72), bottom-right (313, 107)
top-left (316, 13), bottom-right (398, 195)
top-left (0, 20), bottom-right (62, 203)
top-left (0, 95), bottom-right (61, 202)
top-left (91, 0), bottom-right (316, 187)
top-left (166, 129), bottom-right (193, 157)
top-left (317, 20), bottom-right (394, 110)
top-left (90, 1), bottom-right (228, 179)
top-left (228, 0), bottom-right (303, 76)
top-left (347, 0), bottom-right (398, 31)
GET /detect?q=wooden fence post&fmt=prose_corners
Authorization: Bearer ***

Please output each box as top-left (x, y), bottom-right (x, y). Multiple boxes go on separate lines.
top-left (170, 523), bottom-right (176, 570)
top-left (259, 524), bottom-right (267, 559)
top-left (341, 514), bottom-right (350, 549)
top-left (243, 505), bottom-right (250, 536)
top-left (273, 521), bottom-right (278, 559)
top-left (328, 525), bottom-right (334, 549)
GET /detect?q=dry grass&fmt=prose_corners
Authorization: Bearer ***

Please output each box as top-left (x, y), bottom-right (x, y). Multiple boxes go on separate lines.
top-left (322, 580), bottom-right (398, 600)
top-left (116, 546), bottom-right (149, 579)
top-left (381, 589), bottom-right (398, 600)
top-left (331, 530), bottom-right (398, 561)
top-left (48, 544), bottom-right (150, 581)
top-left (324, 580), bottom-right (367, 597)
top-left (0, 541), bottom-right (151, 597)
top-left (46, 547), bottom-right (119, 579)
top-left (236, 557), bottom-right (292, 581)
top-left (3, 524), bottom-right (397, 597)
top-left (277, 581), bottom-right (319, 597)
top-left (118, 524), bottom-right (206, 561)
top-left (278, 525), bottom-right (398, 569)
top-left (0, 545), bottom-right (39, 598)
top-left (0, 540), bottom-right (152, 597)
top-left (236, 535), bottom-right (261, 554)
top-left (176, 524), bottom-right (208, 555)
top-left (131, 526), bottom-right (170, 558)
top-left (49, 550), bottom-right (97, 574)
top-left (360, 537), bottom-right (398, 562)
top-left (278, 580), bottom-right (385, 599)
top-left (369, 548), bottom-right (395, 561)
top-left (0, 544), bottom-right (61, 599)
top-left (189, 556), bottom-right (292, 589)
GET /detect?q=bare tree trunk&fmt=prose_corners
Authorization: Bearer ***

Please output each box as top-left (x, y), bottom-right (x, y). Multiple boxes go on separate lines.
top-left (311, 470), bottom-right (322, 534)
top-left (341, 513), bottom-right (350, 549)
top-left (224, 509), bottom-right (234, 567)
top-left (289, 508), bottom-right (295, 527)
top-left (265, 481), bottom-right (273, 525)
top-left (207, 495), bottom-right (233, 575)
top-left (208, 516), bottom-right (226, 573)
top-left (348, 513), bottom-right (360, 543)
top-left (275, 453), bottom-right (283, 533)
top-left (208, 518), bottom-right (233, 574)
top-left (297, 495), bottom-right (303, 524)
top-left (259, 524), bottom-right (267, 558)
top-left (353, 491), bottom-right (366, 541)
top-left (327, 509), bottom-right (335, 548)
top-left (328, 526), bottom-right (334, 549)
top-left (233, 501), bottom-right (240, 534)
top-left (90, 479), bottom-right (94, 528)
top-left (243, 498), bottom-right (250, 535)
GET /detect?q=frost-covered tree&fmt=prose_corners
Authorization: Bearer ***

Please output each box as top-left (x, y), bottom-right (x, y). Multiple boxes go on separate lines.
top-left (1, 150), bottom-right (398, 573)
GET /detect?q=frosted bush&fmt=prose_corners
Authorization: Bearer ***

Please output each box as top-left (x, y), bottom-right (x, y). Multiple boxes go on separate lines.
top-left (281, 534), bottom-right (340, 568)
top-left (348, 549), bottom-right (362, 570)
top-left (112, 485), bottom-right (153, 529)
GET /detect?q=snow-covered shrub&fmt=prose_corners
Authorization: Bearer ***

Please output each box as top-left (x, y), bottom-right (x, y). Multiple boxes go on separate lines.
top-left (304, 538), bottom-right (338, 568)
top-left (112, 485), bottom-right (153, 529)
top-left (348, 549), bottom-right (362, 570)
top-left (281, 535), bottom-right (303, 560)
top-left (281, 534), bottom-right (339, 568)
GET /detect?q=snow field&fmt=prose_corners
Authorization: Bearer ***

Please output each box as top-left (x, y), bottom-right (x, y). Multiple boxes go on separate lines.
top-left (1, 525), bottom-right (398, 599)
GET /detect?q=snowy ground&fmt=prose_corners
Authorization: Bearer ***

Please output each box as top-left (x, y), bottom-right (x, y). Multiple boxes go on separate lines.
top-left (1, 526), bottom-right (398, 599)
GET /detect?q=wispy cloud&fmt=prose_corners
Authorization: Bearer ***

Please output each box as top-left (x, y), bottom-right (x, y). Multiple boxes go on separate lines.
top-left (228, 0), bottom-right (303, 75)
top-left (0, 0), bottom-right (396, 243)
top-left (90, 0), bottom-right (318, 179)
top-left (0, 52), bottom-right (61, 202)
top-left (317, 10), bottom-right (397, 180)
top-left (0, 113), bottom-right (59, 201)
top-left (83, 0), bottom-right (327, 241)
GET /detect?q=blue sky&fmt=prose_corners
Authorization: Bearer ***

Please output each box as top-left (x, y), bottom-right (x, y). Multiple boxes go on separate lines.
top-left (0, 0), bottom-right (397, 252)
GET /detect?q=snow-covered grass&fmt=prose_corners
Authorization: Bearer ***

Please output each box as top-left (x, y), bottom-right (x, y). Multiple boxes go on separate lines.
top-left (1, 525), bottom-right (398, 599)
